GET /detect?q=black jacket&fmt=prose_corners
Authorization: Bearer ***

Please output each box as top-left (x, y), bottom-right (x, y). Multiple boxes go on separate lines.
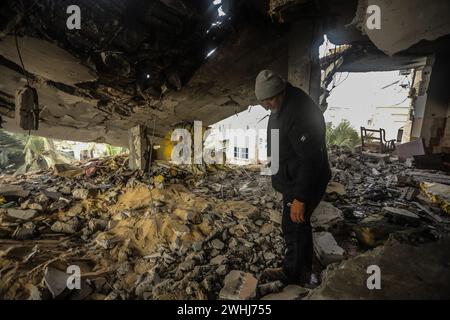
top-left (267, 83), bottom-right (331, 202)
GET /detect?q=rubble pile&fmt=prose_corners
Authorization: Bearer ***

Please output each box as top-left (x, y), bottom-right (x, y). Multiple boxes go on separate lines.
top-left (0, 147), bottom-right (449, 300)
top-left (0, 155), bottom-right (286, 300)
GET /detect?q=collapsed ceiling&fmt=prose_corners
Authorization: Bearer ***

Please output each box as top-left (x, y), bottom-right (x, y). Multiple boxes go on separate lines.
top-left (1, 0), bottom-right (449, 147)
top-left (0, 0), bottom-right (288, 146)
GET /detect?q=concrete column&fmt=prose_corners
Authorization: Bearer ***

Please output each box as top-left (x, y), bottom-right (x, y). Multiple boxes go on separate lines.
top-left (288, 21), bottom-right (322, 104)
top-left (410, 58), bottom-right (433, 141)
top-left (128, 125), bottom-right (150, 170)
top-left (417, 54), bottom-right (450, 153)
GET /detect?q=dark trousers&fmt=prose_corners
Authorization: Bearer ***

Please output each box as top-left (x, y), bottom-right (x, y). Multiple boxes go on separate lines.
top-left (281, 194), bottom-right (322, 284)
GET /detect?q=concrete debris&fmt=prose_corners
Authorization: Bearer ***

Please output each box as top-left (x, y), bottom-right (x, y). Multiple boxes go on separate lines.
top-left (51, 219), bottom-right (81, 234)
top-left (6, 208), bottom-right (37, 220)
top-left (306, 237), bottom-right (450, 299)
top-left (219, 270), bottom-right (258, 300)
top-left (313, 232), bottom-right (345, 266)
top-left (383, 206), bottom-right (420, 225)
top-left (257, 280), bottom-right (284, 297)
top-left (311, 201), bottom-right (344, 231)
top-left (261, 285), bottom-right (309, 300)
top-left (211, 239), bottom-right (225, 250)
top-left (72, 188), bottom-right (92, 200)
top-left (0, 185), bottom-right (30, 198)
top-left (215, 201), bottom-right (260, 220)
top-left (326, 182), bottom-right (346, 196)
top-left (0, 148), bottom-right (449, 300)
top-left (44, 266), bottom-right (71, 299)
top-left (268, 209), bottom-right (282, 225)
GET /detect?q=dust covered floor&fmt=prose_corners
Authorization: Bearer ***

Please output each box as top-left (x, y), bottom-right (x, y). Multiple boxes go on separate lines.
top-left (1, 147), bottom-right (450, 300)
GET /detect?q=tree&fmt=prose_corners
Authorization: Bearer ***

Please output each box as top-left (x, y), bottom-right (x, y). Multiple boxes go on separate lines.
top-left (105, 144), bottom-right (128, 156)
top-left (16, 135), bottom-right (73, 173)
top-left (326, 120), bottom-right (360, 149)
top-left (0, 130), bottom-right (25, 170)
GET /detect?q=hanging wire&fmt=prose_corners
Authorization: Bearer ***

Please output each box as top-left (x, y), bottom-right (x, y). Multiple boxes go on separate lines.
top-left (14, 29), bottom-right (31, 87)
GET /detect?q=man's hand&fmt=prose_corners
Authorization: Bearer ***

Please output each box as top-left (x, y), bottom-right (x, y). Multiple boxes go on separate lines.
top-left (290, 199), bottom-right (305, 223)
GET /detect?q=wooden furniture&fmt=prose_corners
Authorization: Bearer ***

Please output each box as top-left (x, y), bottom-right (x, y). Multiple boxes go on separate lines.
top-left (360, 127), bottom-right (396, 153)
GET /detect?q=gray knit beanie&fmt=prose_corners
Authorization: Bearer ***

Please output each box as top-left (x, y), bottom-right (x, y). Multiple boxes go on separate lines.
top-left (255, 70), bottom-right (286, 100)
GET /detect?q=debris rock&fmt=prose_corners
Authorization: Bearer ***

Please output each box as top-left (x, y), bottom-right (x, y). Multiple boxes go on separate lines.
top-left (51, 218), bottom-right (82, 234)
top-left (219, 270), bottom-right (258, 300)
top-left (268, 209), bottom-right (281, 225)
top-left (313, 232), bottom-right (345, 266)
top-left (0, 185), bottom-right (29, 198)
top-left (383, 207), bottom-right (420, 225)
top-left (211, 239), bottom-right (225, 250)
top-left (258, 281), bottom-right (284, 296)
top-left (216, 201), bottom-right (260, 220)
top-left (311, 201), bottom-right (344, 231)
top-left (72, 188), bottom-right (92, 200)
top-left (261, 285), bottom-right (309, 300)
top-left (210, 255), bottom-right (227, 265)
top-left (326, 182), bottom-right (346, 197)
top-left (7, 208), bottom-right (37, 220)
top-left (44, 266), bottom-right (71, 299)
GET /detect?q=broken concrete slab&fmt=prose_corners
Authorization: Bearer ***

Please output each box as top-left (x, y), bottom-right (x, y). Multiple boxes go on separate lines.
top-left (210, 255), bottom-right (227, 266)
top-left (219, 270), bottom-right (258, 300)
top-left (261, 285), bottom-right (309, 300)
top-left (406, 171), bottom-right (450, 185)
top-left (72, 188), bottom-right (92, 200)
top-left (306, 238), bottom-right (450, 299)
top-left (51, 219), bottom-right (82, 234)
top-left (383, 206), bottom-right (420, 225)
top-left (211, 239), bottom-right (225, 250)
top-left (326, 181), bottom-right (346, 197)
top-left (313, 231), bottom-right (345, 266)
top-left (311, 201), bottom-right (344, 231)
top-left (216, 201), bottom-right (260, 220)
top-left (7, 208), bottom-right (37, 220)
top-left (268, 209), bottom-right (281, 225)
top-left (54, 163), bottom-right (84, 178)
top-left (260, 223), bottom-right (274, 236)
top-left (0, 185), bottom-right (29, 198)
top-left (44, 266), bottom-right (71, 299)
top-left (396, 139), bottom-right (426, 160)
top-left (257, 281), bottom-right (284, 297)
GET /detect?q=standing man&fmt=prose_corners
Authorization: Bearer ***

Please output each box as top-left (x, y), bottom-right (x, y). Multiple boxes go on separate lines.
top-left (255, 70), bottom-right (331, 286)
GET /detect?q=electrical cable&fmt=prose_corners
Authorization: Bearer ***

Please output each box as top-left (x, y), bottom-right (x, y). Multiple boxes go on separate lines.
top-left (14, 29), bottom-right (31, 87)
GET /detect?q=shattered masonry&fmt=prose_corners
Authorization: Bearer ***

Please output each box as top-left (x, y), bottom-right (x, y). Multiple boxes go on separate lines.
top-left (1, 146), bottom-right (450, 300)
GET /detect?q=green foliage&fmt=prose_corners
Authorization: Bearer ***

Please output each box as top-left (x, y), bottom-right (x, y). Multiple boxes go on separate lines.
top-left (105, 145), bottom-right (128, 156)
top-left (17, 135), bottom-right (72, 173)
top-left (0, 130), bottom-right (25, 169)
top-left (326, 120), bottom-right (360, 149)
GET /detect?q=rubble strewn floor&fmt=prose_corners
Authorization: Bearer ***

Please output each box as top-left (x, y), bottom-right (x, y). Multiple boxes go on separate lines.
top-left (1, 146), bottom-right (450, 300)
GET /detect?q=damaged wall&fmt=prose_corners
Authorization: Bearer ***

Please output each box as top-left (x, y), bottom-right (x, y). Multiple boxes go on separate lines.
top-left (0, 1), bottom-right (289, 147)
top-left (0, 7), bottom-right (289, 147)
top-left (288, 21), bottom-right (322, 104)
top-left (419, 54), bottom-right (450, 153)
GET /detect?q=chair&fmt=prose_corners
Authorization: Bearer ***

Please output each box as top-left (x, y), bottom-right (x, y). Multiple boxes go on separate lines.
top-left (360, 127), bottom-right (396, 153)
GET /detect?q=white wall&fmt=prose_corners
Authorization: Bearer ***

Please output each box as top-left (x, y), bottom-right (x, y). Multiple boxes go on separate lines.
top-left (206, 105), bottom-right (269, 165)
